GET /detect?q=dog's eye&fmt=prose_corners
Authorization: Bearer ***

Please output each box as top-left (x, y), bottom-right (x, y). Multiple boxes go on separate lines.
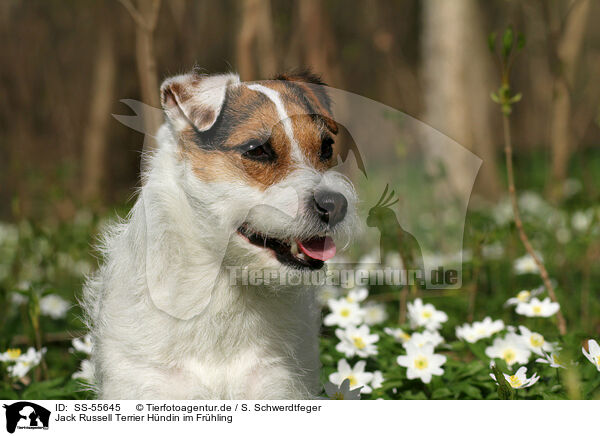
top-left (241, 141), bottom-right (276, 162)
top-left (320, 137), bottom-right (334, 161)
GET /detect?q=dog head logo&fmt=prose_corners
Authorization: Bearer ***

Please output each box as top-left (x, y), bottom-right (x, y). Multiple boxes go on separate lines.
top-left (113, 71), bottom-right (481, 319)
top-left (3, 402), bottom-right (50, 434)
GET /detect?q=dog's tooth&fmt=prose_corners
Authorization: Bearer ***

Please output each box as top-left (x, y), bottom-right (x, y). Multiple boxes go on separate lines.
top-left (291, 241), bottom-right (299, 256)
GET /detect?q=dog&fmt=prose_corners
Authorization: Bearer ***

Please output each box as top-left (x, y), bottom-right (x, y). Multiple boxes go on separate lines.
top-left (82, 70), bottom-right (359, 399)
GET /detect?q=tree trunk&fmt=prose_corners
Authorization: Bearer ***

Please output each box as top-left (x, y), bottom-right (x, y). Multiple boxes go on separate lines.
top-left (296, 0), bottom-right (342, 86)
top-left (550, 0), bottom-right (590, 193)
top-left (119, 0), bottom-right (162, 140)
top-left (421, 0), bottom-right (501, 199)
top-left (81, 24), bottom-right (116, 204)
top-left (236, 0), bottom-right (276, 81)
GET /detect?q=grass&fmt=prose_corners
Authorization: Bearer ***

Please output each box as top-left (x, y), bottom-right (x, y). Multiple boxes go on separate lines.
top-left (0, 151), bottom-right (599, 400)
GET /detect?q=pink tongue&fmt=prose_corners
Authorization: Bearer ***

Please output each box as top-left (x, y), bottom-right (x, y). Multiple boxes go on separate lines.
top-left (297, 236), bottom-right (336, 261)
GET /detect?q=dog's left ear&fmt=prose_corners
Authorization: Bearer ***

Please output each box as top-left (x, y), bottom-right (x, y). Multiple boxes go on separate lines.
top-left (160, 72), bottom-right (240, 132)
top-left (274, 70), bottom-right (338, 134)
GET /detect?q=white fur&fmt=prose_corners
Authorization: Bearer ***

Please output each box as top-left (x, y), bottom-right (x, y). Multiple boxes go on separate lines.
top-left (82, 79), bottom-right (357, 399)
top-left (246, 83), bottom-right (304, 162)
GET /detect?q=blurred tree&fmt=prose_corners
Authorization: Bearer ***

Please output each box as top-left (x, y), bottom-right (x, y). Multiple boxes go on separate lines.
top-left (293, 0), bottom-right (342, 86)
top-left (81, 14), bottom-right (116, 205)
top-left (236, 0), bottom-right (277, 80)
top-left (118, 0), bottom-right (162, 139)
top-left (421, 0), bottom-right (501, 199)
top-left (544, 0), bottom-right (591, 197)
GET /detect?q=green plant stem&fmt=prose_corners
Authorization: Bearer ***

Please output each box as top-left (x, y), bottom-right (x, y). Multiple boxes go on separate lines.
top-left (501, 114), bottom-right (567, 335)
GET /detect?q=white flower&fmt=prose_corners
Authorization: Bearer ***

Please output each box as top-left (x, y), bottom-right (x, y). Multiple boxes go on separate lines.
top-left (582, 339), bottom-right (600, 371)
top-left (0, 348), bottom-right (23, 362)
top-left (357, 253), bottom-right (378, 271)
top-left (504, 286), bottom-right (544, 307)
top-left (324, 298), bottom-right (365, 328)
top-left (474, 317), bottom-right (505, 337)
top-left (536, 351), bottom-right (566, 369)
top-left (384, 327), bottom-right (412, 343)
top-left (518, 326), bottom-right (554, 356)
top-left (492, 199), bottom-right (513, 226)
top-left (11, 292), bottom-right (28, 305)
top-left (455, 323), bottom-right (480, 343)
top-left (490, 366), bottom-right (539, 389)
top-left (384, 252), bottom-right (404, 270)
top-left (362, 302), bottom-right (388, 325)
top-left (562, 179), bottom-right (582, 198)
top-left (39, 294), bottom-right (70, 319)
top-left (71, 334), bottom-right (93, 355)
top-left (407, 298), bottom-right (448, 331)
top-left (329, 359), bottom-right (374, 394)
top-left (335, 325), bottom-right (379, 358)
top-left (371, 370), bottom-right (384, 389)
top-left (324, 379), bottom-right (361, 400)
top-left (404, 330), bottom-right (444, 350)
top-left (345, 287), bottom-right (368, 304)
top-left (513, 254), bottom-right (541, 275)
top-left (515, 297), bottom-right (559, 318)
top-left (485, 333), bottom-right (531, 368)
top-left (456, 317), bottom-right (504, 343)
top-left (317, 286), bottom-right (341, 306)
top-left (397, 343), bottom-right (446, 384)
top-left (72, 359), bottom-right (95, 382)
top-left (481, 242), bottom-right (504, 260)
top-left (518, 191), bottom-right (546, 214)
top-left (556, 227), bottom-right (571, 244)
top-left (572, 210), bottom-right (593, 232)
top-left (6, 347), bottom-right (45, 378)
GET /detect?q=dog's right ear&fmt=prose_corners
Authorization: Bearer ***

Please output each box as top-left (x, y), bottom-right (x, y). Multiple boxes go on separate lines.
top-left (160, 73), bottom-right (240, 133)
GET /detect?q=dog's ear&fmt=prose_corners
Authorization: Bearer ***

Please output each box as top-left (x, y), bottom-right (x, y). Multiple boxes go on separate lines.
top-left (274, 70), bottom-right (338, 134)
top-left (160, 73), bottom-right (239, 132)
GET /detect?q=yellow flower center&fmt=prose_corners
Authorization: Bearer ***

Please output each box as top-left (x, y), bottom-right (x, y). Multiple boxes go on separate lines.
top-left (347, 375), bottom-right (358, 387)
top-left (352, 337), bottom-right (366, 349)
top-left (530, 333), bottom-right (544, 348)
top-left (532, 305), bottom-right (542, 315)
top-left (414, 356), bottom-right (429, 370)
top-left (346, 296), bottom-right (354, 303)
top-left (401, 333), bottom-right (411, 341)
top-left (502, 349), bottom-right (516, 364)
top-left (508, 375), bottom-right (522, 388)
top-left (596, 356), bottom-right (600, 366)
top-left (340, 308), bottom-right (350, 318)
top-left (552, 354), bottom-right (562, 365)
top-left (6, 349), bottom-right (21, 359)
top-left (422, 310), bottom-right (432, 319)
top-left (517, 291), bottom-right (530, 302)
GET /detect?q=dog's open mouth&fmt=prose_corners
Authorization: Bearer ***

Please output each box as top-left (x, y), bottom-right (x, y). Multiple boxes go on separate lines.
top-left (237, 223), bottom-right (336, 270)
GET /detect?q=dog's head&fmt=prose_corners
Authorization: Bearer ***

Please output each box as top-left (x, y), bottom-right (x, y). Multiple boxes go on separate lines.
top-left (159, 71), bottom-right (358, 273)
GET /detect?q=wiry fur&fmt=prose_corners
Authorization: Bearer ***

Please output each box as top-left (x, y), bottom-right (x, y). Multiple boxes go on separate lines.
top-left (82, 73), bottom-right (358, 399)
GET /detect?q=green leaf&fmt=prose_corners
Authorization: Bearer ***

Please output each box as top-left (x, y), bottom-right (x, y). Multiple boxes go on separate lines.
top-left (432, 387), bottom-right (452, 399)
top-left (502, 27), bottom-right (514, 58)
top-left (488, 32), bottom-right (497, 53)
top-left (517, 32), bottom-right (526, 50)
top-left (491, 365), bottom-right (514, 400)
top-left (0, 389), bottom-right (19, 400)
top-left (457, 383), bottom-right (483, 399)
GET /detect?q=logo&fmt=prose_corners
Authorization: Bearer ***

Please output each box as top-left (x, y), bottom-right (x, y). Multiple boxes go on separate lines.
top-left (2, 402), bottom-right (50, 434)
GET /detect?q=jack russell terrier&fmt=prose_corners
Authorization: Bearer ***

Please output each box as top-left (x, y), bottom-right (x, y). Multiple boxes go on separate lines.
top-left (82, 70), bottom-right (358, 399)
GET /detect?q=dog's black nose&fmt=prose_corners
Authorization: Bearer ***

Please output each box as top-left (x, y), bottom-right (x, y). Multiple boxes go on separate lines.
top-left (313, 190), bottom-right (348, 227)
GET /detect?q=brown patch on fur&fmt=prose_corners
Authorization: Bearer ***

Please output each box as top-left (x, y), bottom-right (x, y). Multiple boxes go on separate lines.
top-left (171, 77), bottom-right (338, 189)
top-left (273, 72), bottom-right (338, 134)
